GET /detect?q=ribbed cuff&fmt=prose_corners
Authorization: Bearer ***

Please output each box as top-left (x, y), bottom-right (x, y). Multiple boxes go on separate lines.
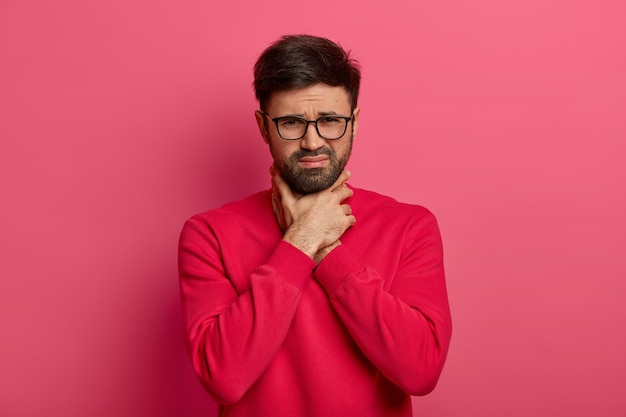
top-left (264, 240), bottom-right (316, 290)
top-left (314, 245), bottom-right (364, 295)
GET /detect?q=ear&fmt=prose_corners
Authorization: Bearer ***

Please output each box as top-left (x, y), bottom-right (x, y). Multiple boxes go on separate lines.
top-left (351, 107), bottom-right (360, 139)
top-left (255, 110), bottom-right (271, 144)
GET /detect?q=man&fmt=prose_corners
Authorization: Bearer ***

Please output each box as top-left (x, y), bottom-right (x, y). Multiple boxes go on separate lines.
top-left (178, 34), bottom-right (452, 417)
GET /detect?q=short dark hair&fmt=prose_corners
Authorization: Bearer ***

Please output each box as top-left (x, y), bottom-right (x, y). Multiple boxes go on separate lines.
top-left (253, 34), bottom-right (361, 112)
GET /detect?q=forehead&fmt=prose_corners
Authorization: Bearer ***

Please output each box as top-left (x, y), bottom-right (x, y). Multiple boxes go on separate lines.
top-left (267, 83), bottom-right (351, 114)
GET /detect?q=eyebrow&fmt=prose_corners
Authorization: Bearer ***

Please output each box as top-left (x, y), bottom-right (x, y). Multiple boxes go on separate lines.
top-left (279, 111), bottom-right (346, 118)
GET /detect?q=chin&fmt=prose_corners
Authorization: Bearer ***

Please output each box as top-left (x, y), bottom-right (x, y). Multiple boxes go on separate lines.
top-left (288, 170), bottom-right (340, 194)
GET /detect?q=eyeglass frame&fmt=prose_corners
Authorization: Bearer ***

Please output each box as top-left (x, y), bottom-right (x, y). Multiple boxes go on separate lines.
top-left (260, 111), bottom-right (354, 140)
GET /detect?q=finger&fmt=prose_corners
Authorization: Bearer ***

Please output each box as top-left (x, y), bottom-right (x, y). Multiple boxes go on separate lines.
top-left (346, 214), bottom-right (356, 227)
top-left (342, 204), bottom-right (352, 216)
top-left (334, 182), bottom-right (354, 202)
top-left (271, 191), bottom-right (281, 215)
top-left (271, 175), bottom-right (281, 200)
top-left (273, 171), bottom-right (297, 205)
top-left (271, 191), bottom-right (289, 231)
top-left (270, 168), bottom-right (286, 203)
top-left (330, 170), bottom-right (351, 192)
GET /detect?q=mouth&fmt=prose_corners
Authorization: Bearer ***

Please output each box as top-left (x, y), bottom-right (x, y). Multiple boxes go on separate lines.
top-left (298, 155), bottom-right (330, 168)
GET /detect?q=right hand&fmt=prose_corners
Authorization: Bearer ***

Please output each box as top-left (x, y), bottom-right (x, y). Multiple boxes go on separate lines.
top-left (271, 169), bottom-right (355, 259)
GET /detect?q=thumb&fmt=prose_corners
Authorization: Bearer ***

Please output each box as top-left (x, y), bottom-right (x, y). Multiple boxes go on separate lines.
top-left (272, 171), bottom-right (297, 206)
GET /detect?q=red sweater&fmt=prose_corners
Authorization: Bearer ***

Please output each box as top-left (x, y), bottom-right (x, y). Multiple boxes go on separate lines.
top-left (178, 187), bottom-right (452, 417)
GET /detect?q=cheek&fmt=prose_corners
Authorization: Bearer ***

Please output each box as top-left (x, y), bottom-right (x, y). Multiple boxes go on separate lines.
top-left (330, 140), bottom-right (351, 157)
top-left (270, 140), bottom-right (298, 160)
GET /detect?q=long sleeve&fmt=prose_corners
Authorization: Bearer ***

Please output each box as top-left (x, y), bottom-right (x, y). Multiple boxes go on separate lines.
top-left (313, 208), bottom-right (452, 395)
top-left (178, 217), bottom-right (315, 404)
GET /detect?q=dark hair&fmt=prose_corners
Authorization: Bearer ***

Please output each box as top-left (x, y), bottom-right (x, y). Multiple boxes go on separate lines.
top-left (253, 34), bottom-right (361, 112)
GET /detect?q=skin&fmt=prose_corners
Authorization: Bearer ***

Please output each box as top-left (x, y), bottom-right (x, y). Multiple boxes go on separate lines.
top-left (254, 83), bottom-right (360, 263)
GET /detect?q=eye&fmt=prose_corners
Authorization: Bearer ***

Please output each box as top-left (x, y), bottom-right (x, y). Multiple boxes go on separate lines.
top-left (279, 117), bottom-right (306, 128)
top-left (319, 116), bottom-right (343, 125)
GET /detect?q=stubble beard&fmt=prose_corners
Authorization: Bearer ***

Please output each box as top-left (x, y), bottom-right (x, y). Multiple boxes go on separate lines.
top-left (272, 137), bottom-right (353, 195)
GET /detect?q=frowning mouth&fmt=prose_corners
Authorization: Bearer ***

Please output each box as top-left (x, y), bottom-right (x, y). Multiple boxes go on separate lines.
top-left (298, 155), bottom-right (330, 168)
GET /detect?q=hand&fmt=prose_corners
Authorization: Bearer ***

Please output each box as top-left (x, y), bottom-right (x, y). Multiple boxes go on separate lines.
top-left (271, 167), bottom-right (355, 260)
top-left (313, 240), bottom-right (342, 264)
top-left (270, 167), bottom-right (289, 233)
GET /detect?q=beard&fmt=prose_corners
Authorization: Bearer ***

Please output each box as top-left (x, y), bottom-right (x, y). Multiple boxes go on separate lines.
top-left (271, 137), bottom-right (352, 195)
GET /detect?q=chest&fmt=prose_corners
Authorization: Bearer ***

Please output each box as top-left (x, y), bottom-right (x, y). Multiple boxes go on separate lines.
top-left (217, 214), bottom-right (405, 297)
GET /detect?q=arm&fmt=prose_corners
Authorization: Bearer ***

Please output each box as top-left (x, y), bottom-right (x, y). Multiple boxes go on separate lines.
top-left (313, 211), bottom-right (452, 395)
top-left (178, 217), bottom-right (315, 404)
top-left (271, 170), bottom-right (451, 393)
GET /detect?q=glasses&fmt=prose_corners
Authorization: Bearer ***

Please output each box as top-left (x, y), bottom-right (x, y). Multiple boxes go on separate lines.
top-left (261, 111), bottom-right (353, 140)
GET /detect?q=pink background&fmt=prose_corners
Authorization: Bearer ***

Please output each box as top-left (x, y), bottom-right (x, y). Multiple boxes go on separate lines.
top-left (1, 0), bottom-right (625, 416)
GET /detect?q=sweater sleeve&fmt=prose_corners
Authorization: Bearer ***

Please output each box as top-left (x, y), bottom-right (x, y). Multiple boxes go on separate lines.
top-left (178, 217), bottom-right (315, 404)
top-left (313, 210), bottom-right (452, 396)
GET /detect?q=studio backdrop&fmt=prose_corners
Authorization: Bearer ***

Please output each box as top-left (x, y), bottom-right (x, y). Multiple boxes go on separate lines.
top-left (1, 0), bottom-right (625, 416)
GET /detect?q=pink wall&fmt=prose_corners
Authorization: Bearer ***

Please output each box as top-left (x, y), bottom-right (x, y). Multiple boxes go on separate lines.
top-left (1, 0), bottom-right (625, 416)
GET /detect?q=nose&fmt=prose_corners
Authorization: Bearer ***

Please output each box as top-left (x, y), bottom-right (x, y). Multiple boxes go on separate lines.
top-left (299, 122), bottom-right (326, 151)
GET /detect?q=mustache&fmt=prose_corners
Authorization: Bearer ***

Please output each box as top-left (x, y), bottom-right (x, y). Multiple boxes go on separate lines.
top-left (291, 148), bottom-right (334, 160)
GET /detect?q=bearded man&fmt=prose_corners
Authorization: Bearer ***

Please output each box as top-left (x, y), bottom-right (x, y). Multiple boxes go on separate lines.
top-left (178, 34), bottom-right (452, 417)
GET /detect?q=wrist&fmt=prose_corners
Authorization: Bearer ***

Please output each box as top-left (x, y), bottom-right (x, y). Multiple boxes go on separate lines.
top-left (314, 241), bottom-right (341, 265)
top-left (282, 228), bottom-right (318, 259)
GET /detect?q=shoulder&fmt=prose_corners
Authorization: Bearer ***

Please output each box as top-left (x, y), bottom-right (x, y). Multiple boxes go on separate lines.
top-left (182, 190), bottom-right (273, 239)
top-left (188, 190), bottom-right (271, 223)
top-left (342, 187), bottom-right (443, 260)
top-left (350, 186), bottom-right (436, 221)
